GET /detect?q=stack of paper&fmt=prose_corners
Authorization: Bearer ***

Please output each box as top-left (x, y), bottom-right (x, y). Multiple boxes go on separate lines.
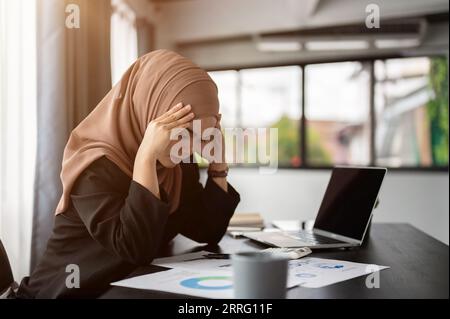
top-left (227, 213), bottom-right (264, 232)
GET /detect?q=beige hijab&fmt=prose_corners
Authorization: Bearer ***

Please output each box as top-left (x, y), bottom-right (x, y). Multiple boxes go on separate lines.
top-left (55, 49), bottom-right (220, 214)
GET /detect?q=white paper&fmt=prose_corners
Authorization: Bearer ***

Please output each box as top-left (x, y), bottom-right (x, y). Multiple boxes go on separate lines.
top-left (112, 268), bottom-right (234, 299)
top-left (287, 257), bottom-right (389, 288)
top-left (111, 251), bottom-right (389, 297)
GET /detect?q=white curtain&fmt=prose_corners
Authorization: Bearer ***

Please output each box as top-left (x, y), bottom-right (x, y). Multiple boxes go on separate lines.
top-left (0, 0), bottom-right (37, 281)
top-left (111, 0), bottom-right (138, 85)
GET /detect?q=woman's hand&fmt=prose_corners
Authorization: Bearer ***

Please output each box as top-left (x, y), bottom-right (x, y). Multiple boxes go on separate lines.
top-left (136, 103), bottom-right (194, 164)
top-left (208, 115), bottom-right (227, 169)
top-left (133, 103), bottom-right (194, 202)
top-left (208, 115), bottom-right (229, 192)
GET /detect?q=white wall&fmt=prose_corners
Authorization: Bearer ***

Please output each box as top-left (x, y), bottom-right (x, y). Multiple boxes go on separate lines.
top-left (218, 169), bottom-right (449, 244)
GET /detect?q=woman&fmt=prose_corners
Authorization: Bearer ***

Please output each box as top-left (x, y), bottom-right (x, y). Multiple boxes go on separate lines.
top-left (18, 50), bottom-right (240, 298)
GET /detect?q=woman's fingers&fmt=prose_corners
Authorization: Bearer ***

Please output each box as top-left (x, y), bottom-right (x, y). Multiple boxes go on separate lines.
top-left (165, 112), bottom-right (195, 130)
top-left (177, 122), bottom-right (191, 129)
top-left (155, 102), bottom-right (183, 122)
top-left (160, 104), bottom-right (192, 124)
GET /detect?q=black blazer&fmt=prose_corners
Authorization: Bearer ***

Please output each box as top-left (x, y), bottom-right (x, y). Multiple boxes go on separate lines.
top-left (18, 156), bottom-right (240, 298)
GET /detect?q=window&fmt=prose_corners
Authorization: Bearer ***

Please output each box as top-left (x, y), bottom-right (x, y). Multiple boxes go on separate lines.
top-left (208, 70), bottom-right (239, 128)
top-left (305, 62), bottom-right (371, 166)
top-left (210, 56), bottom-right (448, 170)
top-left (375, 57), bottom-right (448, 167)
top-left (210, 66), bottom-right (302, 167)
top-left (111, 0), bottom-right (138, 85)
top-left (240, 66), bottom-right (302, 167)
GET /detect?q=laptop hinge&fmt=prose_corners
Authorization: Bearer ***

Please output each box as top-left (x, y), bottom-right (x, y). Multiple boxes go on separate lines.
top-left (313, 228), bottom-right (362, 245)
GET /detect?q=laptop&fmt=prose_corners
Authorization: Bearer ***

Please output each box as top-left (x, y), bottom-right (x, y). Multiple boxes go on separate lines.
top-left (244, 166), bottom-right (387, 249)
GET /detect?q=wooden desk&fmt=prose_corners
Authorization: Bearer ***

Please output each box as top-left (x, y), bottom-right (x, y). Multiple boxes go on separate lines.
top-left (101, 223), bottom-right (449, 299)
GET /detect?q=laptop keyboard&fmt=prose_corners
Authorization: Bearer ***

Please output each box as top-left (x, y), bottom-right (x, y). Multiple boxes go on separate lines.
top-left (289, 231), bottom-right (345, 245)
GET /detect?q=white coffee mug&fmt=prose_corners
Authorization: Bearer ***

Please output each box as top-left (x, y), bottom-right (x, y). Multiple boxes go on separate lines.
top-left (231, 252), bottom-right (288, 299)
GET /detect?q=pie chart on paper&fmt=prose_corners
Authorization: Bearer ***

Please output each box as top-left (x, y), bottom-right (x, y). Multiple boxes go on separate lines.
top-left (179, 276), bottom-right (233, 290)
top-left (314, 263), bottom-right (345, 269)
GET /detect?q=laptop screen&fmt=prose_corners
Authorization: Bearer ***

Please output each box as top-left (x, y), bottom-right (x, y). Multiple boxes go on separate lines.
top-left (314, 167), bottom-right (387, 241)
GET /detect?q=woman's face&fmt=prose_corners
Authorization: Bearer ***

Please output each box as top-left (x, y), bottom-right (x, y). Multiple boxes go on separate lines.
top-left (158, 116), bottom-right (218, 168)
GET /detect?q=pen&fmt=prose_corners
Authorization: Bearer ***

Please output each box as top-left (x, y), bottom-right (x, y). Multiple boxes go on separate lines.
top-left (182, 253), bottom-right (230, 262)
top-left (204, 253), bottom-right (230, 259)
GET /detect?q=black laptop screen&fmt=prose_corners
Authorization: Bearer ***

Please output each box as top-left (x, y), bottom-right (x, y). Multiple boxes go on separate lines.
top-left (314, 167), bottom-right (386, 241)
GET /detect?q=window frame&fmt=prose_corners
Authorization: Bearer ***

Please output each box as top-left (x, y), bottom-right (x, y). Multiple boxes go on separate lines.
top-left (207, 53), bottom-right (449, 172)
